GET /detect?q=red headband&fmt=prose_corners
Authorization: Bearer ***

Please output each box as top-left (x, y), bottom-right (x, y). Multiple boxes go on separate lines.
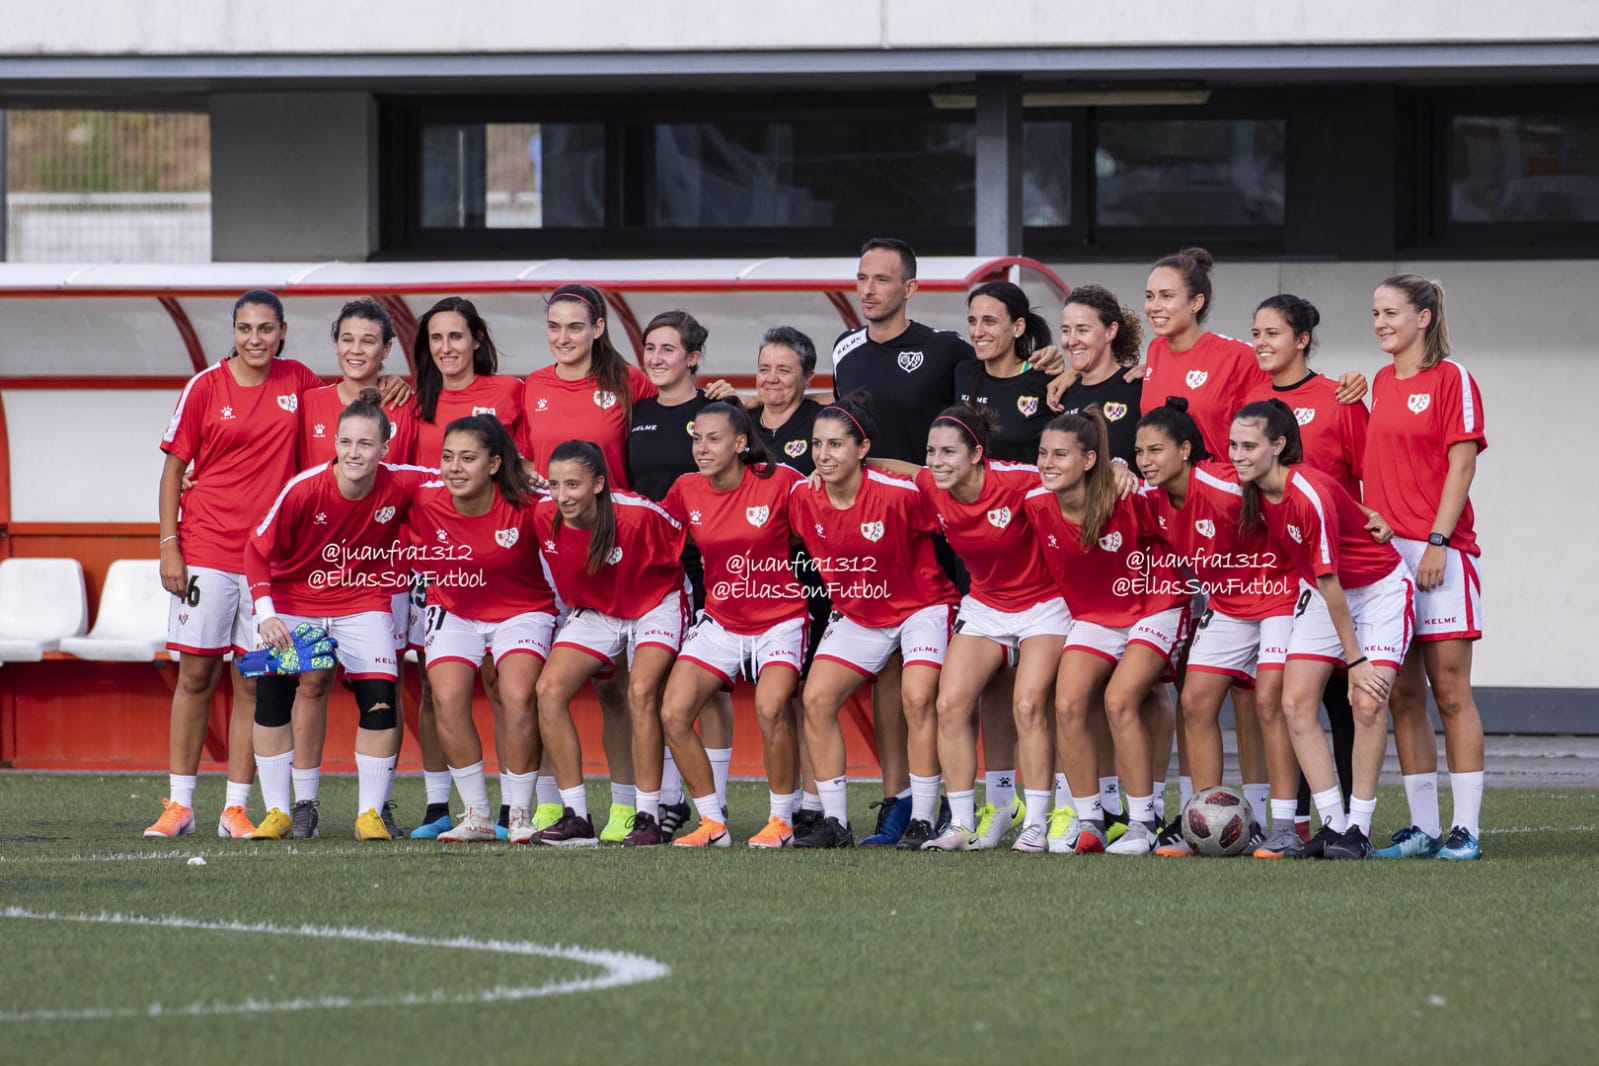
top-left (553, 290), bottom-right (597, 315)
top-left (934, 414), bottom-right (980, 445)
top-left (821, 405), bottom-right (868, 442)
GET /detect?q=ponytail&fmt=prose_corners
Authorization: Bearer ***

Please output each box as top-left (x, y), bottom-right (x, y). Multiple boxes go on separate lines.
top-left (968, 280), bottom-right (1052, 362)
top-left (1135, 395), bottom-right (1209, 463)
top-left (699, 401), bottom-right (776, 478)
top-left (1151, 247), bottom-right (1216, 323)
top-left (1380, 274), bottom-right (1452, 369)
top-left (548, 439), bottom-right (615, 575)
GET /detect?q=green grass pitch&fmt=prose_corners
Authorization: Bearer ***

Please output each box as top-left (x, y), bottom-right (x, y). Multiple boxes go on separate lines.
top-left (1, 774), bottom-right (1596, 1066)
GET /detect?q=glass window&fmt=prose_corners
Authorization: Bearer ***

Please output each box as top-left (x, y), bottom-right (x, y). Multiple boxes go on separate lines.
top-left (420, 122), bottom-right (604, 229)
top-left (1094, 119), bottom-right (1285, 227)
top-left (1022, 121), bottom-right (1072, 226)
top-left (652, 120), bottom-right (974, 228)
top-left (1449, 114), bottom-right (1599, 223)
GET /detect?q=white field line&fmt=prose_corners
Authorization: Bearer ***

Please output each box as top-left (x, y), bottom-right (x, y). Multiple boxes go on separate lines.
top-left (0, 908), bottom-right (670, 1023)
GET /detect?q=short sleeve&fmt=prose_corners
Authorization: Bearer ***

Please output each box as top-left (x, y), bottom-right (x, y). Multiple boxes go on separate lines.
top-left (661, 476), bottom-right (691, 524)
top-left (1441, 365), bottom-right (1488, 453)
top-left (160, 374), bottom-right (208, 461)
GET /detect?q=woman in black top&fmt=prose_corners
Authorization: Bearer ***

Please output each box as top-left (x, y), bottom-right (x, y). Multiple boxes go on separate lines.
top-left (752, 325), bottom-right (825, 476)
top-left (1052, 284), bottom-right (1146, 468)
top-left (957, 281), bottom-right (1056, 465)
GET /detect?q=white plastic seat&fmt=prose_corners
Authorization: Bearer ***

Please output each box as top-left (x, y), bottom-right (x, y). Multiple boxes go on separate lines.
top-left (0, 557), bottom-right (90, 661)
top-left (60, 559), bottom-right (170, 661)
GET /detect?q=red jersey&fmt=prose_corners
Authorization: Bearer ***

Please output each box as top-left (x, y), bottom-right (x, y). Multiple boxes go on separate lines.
top-left (521, 364), bottom-right (656, 493)
top-left (788, 469), bottom-right (958, 629)
top-left (414, 375), bottom-right (526, 467)
top-left (162, 357), bottom-right (325, 572)
top-left (1149, 462), bottom-right (1296, 620)
top-left (913, 461), bottom-right (1056, 612)
top-left (1244, 373), bottom-right (1367, 499)
top-left (1363, 360), bottom-right (1487, 556)
top-left (405, 483), bottom-right (555, 622)
top-left (1142, 332), bottom-right (1263, 457)
top-left (663, 465), bottom-right (808, 632)
top-left (245, 462), bottom-right (434, 616)
top-left (1264, 467), bottom-right (1403, 589)
top-left (1024, 487), bottom-right (1186, 627)
top-left (298, 384), bottom-right (419, 469)
top-left (533, 491), bottom-right (685, 618)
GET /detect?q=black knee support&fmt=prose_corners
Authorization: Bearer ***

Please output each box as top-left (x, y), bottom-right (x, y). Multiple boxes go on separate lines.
top-left (353, 678), bottom-right (398, 731)
top-left (254, 675), bottom-right (298, 728)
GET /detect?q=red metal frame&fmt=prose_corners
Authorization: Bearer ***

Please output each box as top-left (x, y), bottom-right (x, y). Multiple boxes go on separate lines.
top-left (375, 294), bottom-right (419, 378)
top-left (158, 296), bottom-right (210, 373)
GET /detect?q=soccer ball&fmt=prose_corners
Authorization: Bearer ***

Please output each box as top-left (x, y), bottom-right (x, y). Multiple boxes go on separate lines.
top-left (1180, 785), bottom-right (1257, 857)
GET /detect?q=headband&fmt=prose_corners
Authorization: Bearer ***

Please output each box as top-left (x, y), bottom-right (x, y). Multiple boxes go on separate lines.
top-left (933, 414), bottom-right (980, 445)
top-left (821, 405), bottom-right (867, 442)
top-left (552, 290), bottom-right (597, 314)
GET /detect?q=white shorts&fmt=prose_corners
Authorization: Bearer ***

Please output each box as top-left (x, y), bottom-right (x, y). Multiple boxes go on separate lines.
top-left (424, 608), bottom-right (557, 669)
top-left (1286, 565), bottom-right (1415, 671)
top-left (1065, 606), bottom-right (1191, 670)
top-left (553, 589), bottom-right (689, 669)
top-left (1186, 610), bottom-right (1294, 685)
top-left (389, 590), bottom-right (410, 652)
top-left (679, 614), bottom-right (807, 684)
top-left (167, 566), bottom-right (256, 656)
top-left (1392, 537), bottom-right (1483, 642)
top-left (813, 603), bottom-right (956, 679)
top-left (275, 610), bottom-right (400, 679)
top-left (953, 595), bottom-right (1071, 652)
top-left (406, 571), bottom-right (431, 652)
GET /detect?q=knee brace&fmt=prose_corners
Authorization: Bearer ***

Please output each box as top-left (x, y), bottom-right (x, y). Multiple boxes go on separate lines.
top-left (352, 677), bottom-right (398, 731)
top-left (254, 675), bottom-right (298, 728)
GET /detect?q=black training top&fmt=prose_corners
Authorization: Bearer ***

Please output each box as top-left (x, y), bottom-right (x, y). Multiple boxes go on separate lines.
top-left (831, 321), bottom-right (976, 463)
top-left (1055, 371), bottom-right (1144, 468)
top-left (754, 397), bottom-right (824, 477)
top-left (627, 391), bottom-right (715, 503)
top-left (957, 363), bottom-right (1055, 464)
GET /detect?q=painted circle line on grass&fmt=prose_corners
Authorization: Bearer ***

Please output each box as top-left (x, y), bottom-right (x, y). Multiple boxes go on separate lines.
top-left (0, 907), bottom-right (671, 1023)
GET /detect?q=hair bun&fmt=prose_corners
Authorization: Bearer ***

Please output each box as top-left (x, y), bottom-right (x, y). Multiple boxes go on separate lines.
top-left (357, 386), bottom-right (384, 406)
top-left (1181, 246), bottom-right (1215, 272)
top-left (1164, 395), bottom-right (1189, 413)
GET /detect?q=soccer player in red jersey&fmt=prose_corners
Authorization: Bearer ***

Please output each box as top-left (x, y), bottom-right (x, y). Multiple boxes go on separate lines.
top-left (642, 403), bottom-right (810, 848)
top-left (407, 416), bottom-right (557, 844)
top-left (1234, 400), bottom-right (1415, 860)
top-left (1364, 276), bottom-right (1488, 861)
top-left (149, 290), bottom-right (325, 840)
top-left (1135, 400), bottom-right (1299, 855)
top-left (788, 395), bottom-right (960, 849)
top-left (1025, 409), bottom-right (1191, 856)
top-left (242, 390), bottom-right (435, 841)
top-left (868, 405), bottom-right (1071, 853)
top-left (531, 441), bottom-right (688, 847)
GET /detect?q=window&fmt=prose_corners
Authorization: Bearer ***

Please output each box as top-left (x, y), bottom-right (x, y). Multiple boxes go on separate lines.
top-left (1094, 118), bottom-right (1286, 227)
top-left (1449, 114), bottom-right (1599, 224)
top-left (420, 122), bottom-right (604, 229)
top-left (1021, 120), bottom-right (1072, 226)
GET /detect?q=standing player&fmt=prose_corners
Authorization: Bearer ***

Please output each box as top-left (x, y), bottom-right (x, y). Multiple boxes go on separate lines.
top-left (410, 416), bottom-right (556, 843)
top-left (150, 290), bottom-right (324, 839)
top-left (243, 390), bottom-right (434, 840)
top-left (532, 441), bottom-right (687, 847)
top-left (1364, 276), bottom-right (1488, 860)
top-left (1234, 399), bottom-right (1414, 859)
top-left (789, 395), bottom-right (960, 849)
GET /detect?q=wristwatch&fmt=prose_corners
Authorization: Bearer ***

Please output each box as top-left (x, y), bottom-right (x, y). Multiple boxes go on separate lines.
top-left (1427, 532), bottom-right (1449, 547)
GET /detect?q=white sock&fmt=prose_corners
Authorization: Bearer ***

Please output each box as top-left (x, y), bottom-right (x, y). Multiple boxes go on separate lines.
top-left (789, 789), bottom-right (804, 815)
top-left (1349, 795), bottom-right (1377, 836)
top-left (498, 771), bottom-right (515, 808)
top-left (801, 790), bottom-right (824, 812)
top-left (169, 773), bottom-right (197, 810)
top-left (1243, 783), bottom-right (1270, 829)
top-left (291, 766), bottom-right (321, 804)
top-left (1449, 770), bottom-right (1484, 837)
top-left (1055, 771), bottom-right (1069, 799)
top-left (770, 790), bottom-right (796, 823)
top-left (1404, 771), bottom-right (1442, 837)
top-left (504, 770), bottom-right (537, 811)
top-left (448, 761), bottom-right (490, 815)
top-left (910, 773), bottom-right (941, 823)
top-left (1152, 780), bottom-right (1167, 821)
top-left (224, 779), bottom-right (252, 810)
top-left (636, 788), bottom-right (660, 821)
top-left (896, 785), bottom-right (912, 801)
top-left (424, 770), bottom-right (452, 805)
top-left (948, 789), bottom-right (976, 831)
top-left (1099, 776), bottom-right (1122, 815)
top-left (1023, 789), bottom-right (1050, 830)
top-left (1127, 793), bottom-right (1155, 825)
top-left (537, 775), bottom-right (562, 806)
top-left (356, 753), bottom-right (397, 814)
top-left (818, 776), bottom-right (848, 825)
top-left (1178, 776), bottom-right (1194, 811)
top-left (610, 782), bottom-right (637, 809)
top-left (1312, 787), bottom-right (1348, 832)
top-left (1270, 798), bottom-right (1297, 830)
top-left (693, 792), bottom-right (723, 826)
top-left (560, 784), bottom-right (589, 821)
top-left (1072, 794), bottom-right (1105, 824)
top-left (985, 770), bottom-right (1016, 810)
top-left (255, 751), bottom-right (293, 812)
top-left (707, 747), bottom-right (733, 809)
top-left (661, 748), bottom-right (684, 805)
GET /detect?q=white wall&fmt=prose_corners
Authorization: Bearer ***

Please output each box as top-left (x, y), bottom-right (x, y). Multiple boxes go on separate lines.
top-left (2, 389), bottom-right (176, 522)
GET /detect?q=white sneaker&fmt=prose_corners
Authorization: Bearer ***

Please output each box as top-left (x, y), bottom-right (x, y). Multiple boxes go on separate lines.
top-left (1045, 808), bottom-right (1107, 854)
top-left (1105, 819), bottom-right (1156, 855)
top-left (1011, 824), bottom-right (1046, 853)
top-left (974, 797), bottom-right (1024, 850)
top-left (921, 824), bottom-right (980, 851)
top-left (507, 806), bottom-right (537, 845)
top-left (438, 807), bottom-right (498, 842)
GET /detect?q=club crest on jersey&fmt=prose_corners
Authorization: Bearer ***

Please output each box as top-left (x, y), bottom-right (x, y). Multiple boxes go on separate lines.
top-left (746, 506), bottom-right (770, 527)
top-left (1017, 395), bottom-right (1039, 417)
top-left (593, 390), bottom-right (618, 411)
top-left (986, 506), bottom-right (1012, 530)
top-left (784, 439), bottom-right (807, 458)
top-left (1098, 531), bottom-right (1123, 552)
top-left (472, 406), bottom-right (497, 416)
top-left (1195, 519), bottom-right (1215, 539)
top-left (1287, 524), bottom-right (1303, 544)
top-left (897, 351), bottom-right (924, 374)
top-left (495, 528), bottom-right (519, 548)
top-left (1103, 402), bottom-right (1128, 422)
top-left (1408, 393), bottom-right (1431, 414)
top-left (860, 521), bottom-right (885, 542)
top-left (277, 394), bottom-right (298, 413)
top-left (313, 423), bottom-right (326, 438)
top-left (606, 546), bottom-right (624, 566)
top-left (1185, 370), bottom-right (1208, 389)
top-left (1295, 407), bottom-right (1316, 426)
top-left (685, 421), bottom-right (695, 436)
top-left (373, 506), bottom-right (396, 524)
